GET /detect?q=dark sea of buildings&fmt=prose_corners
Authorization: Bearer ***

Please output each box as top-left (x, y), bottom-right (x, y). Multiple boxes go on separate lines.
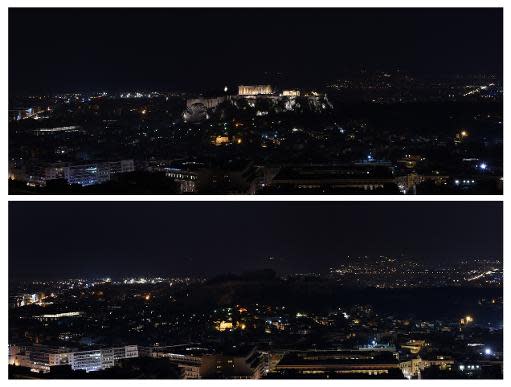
top-left (9, 71), bottom-right (503, 194)
top-left (9, 257), bottom-right (503, 379)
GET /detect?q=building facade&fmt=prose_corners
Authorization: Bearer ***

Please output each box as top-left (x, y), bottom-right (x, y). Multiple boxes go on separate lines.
top-left (9, 344), bottom-right (139, 374)
top-left (200, 347), bottom-right (267, 379)
top-left (23, 160), bottom-right (135, 187)
top-left (69, 345), bottom-right (139, 372)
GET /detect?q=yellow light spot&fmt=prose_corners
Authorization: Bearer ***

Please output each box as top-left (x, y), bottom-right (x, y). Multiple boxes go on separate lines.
top-left (216, 321), bottom-right (233, 331)
top-left (214, 136), bottom-right (229, 146)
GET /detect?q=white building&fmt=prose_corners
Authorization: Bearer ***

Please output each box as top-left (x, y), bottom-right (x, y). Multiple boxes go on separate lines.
top-left (25, 160), bottom-right (135, 187)
top-left (9, 345), bottom-right (71, 373)
top-left (9, 344), bottom-right (139, 374)
top-left (69, 345), bottom-right (139, 372)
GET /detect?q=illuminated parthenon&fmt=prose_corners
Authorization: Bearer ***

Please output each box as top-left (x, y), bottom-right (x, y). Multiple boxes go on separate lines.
top-left (238, 85), bottom-right (273, 96)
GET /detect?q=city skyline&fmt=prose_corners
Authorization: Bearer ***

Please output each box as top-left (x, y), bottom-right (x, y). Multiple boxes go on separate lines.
top-left (8, 200), bottom-right (504, 380)
top-left (8, 8), bottom-right (504, 196)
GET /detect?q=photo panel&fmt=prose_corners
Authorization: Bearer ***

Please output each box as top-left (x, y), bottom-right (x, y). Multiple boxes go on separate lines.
top-left (8, 8), bottom-right (503, 195)
top-left (8, 201), bottom-right (503, 379)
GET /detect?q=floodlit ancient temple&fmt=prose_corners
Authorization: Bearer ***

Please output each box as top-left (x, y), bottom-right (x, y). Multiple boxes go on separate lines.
top-left (238, 85), bottom-right (273, 96)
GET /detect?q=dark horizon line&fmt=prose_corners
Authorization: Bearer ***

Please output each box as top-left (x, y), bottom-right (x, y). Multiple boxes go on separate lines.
top-left (9, 261), bottom-right (502, 282)
top-left (9, 70), bottom-right (503, 97)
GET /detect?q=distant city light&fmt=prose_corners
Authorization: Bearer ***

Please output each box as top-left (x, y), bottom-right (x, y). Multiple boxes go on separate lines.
top-left (479, 163), bottom-right (487, 170)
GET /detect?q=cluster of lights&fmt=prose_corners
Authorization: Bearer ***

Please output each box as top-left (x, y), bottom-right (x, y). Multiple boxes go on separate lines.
top-left (459, 364), bottom-right (480, 371)
top-left (120, 92), bottom-right (146, 98)
top-left (462, 83), bottom-right (495, 97)
top-left (454, 179), bottom-right (476, 185)
top-left (460, 315), bottom-right (474, 325)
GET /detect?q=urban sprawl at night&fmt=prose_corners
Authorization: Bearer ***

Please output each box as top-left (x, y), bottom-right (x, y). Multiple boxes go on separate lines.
top-left (8, 75), bottom-right (503, 195)
top-left (9, 265), bottom-right (503, 379)
top-left (7, 6), bottom-right (505, 381)
top-left (8, 8), bottom-right (503, 195)
top-left (8, 202), bottom-right (503, 379)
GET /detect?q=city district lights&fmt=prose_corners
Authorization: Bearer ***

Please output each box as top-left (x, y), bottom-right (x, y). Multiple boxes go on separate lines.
top-left (455, 130), bottom-right (469, 143)
top-left (455, 179), bottom-right (476, 185)
top-left (460, 315), bottom-right (474, 325)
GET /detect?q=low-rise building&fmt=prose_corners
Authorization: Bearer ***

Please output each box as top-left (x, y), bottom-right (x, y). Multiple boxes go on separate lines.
top-left (200, 346), bottom-right (267, 379)
top-left (274, 350), bottom-right (401, 377)
top-left (9, 344), bottom-right (139, 374)
top-left (23, 160), bottom-right (135, 187)
top-left (69, 345), bottom-right (139, 372)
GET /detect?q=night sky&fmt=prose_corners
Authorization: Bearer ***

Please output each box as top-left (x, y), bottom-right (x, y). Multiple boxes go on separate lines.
top-left (9, 201), bottom-right (502, 280)
top-left (9, 8), bottom-right (503, 94)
